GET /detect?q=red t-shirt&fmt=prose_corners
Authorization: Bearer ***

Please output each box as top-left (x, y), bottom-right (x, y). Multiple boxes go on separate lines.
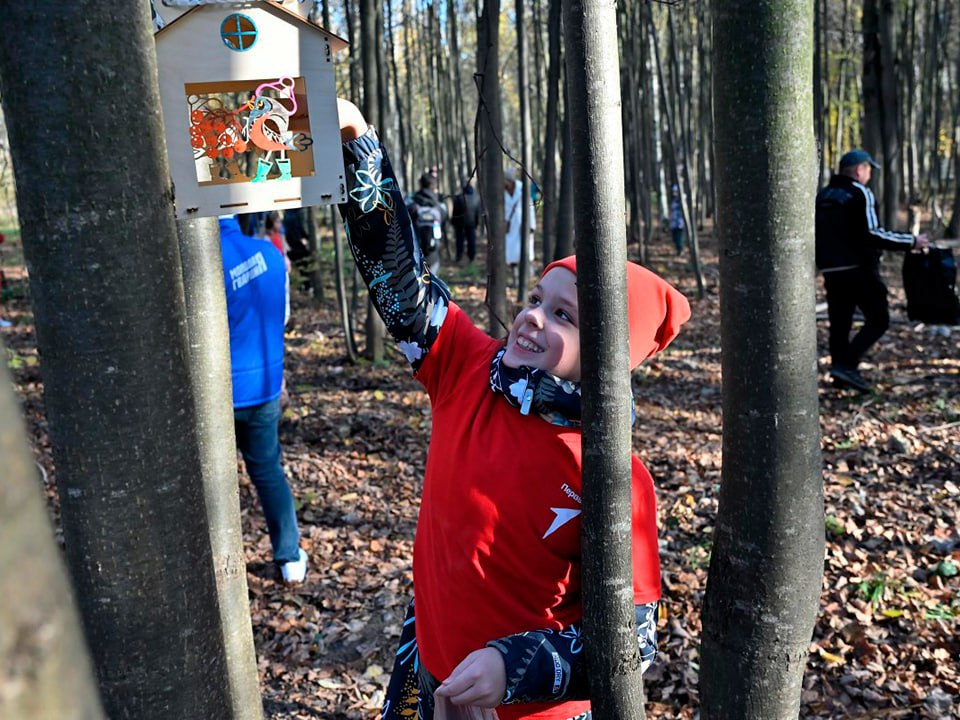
top-left (413, 302), bottom-right (661, 720)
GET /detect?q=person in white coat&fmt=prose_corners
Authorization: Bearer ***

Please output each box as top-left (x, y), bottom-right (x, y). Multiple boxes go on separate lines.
top-left (504, 167), bottom-right (536, 274)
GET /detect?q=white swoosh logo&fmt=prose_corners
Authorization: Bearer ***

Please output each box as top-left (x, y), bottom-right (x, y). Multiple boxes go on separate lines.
top-left (543, 507), bottom-right (582, 539)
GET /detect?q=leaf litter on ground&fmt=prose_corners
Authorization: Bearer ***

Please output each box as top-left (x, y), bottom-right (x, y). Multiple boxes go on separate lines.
top-left (2, 230), bottom-right (958, 719)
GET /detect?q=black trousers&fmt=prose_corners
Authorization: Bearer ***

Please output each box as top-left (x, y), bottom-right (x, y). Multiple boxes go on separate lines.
top-left (455, 225), bottom-right (477, 262)
top-left (823, 264), bottom-right (890, 369)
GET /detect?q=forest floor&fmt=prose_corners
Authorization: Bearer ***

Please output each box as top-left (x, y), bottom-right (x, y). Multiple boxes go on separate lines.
top-left (2, 225), bottom-right (959, 719)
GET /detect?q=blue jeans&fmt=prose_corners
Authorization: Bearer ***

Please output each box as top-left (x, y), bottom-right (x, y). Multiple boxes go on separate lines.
top-left (233, 397), bottom-right (300, 563)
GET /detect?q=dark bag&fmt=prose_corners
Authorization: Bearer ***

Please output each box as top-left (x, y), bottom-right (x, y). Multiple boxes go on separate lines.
top-left (902, 247), bottom-right (960, 326)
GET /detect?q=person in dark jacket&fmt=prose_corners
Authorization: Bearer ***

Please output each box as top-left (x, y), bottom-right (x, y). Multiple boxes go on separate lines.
top-left (815, 149), bottom-right (928, 392)
top-left (451, 178), bottom-right (481, 264)
top-left (408, 174), bottom-right (448, 275)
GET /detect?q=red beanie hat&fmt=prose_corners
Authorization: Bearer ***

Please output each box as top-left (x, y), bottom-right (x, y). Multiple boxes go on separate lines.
top-left (542, 256), bottom-right (691, 368)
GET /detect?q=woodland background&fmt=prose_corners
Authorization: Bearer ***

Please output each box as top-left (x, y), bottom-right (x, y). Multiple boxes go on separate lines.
top-left (0, 0), bottom-right (958, 718)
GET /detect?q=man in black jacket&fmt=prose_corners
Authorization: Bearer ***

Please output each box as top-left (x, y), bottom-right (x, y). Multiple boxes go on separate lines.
top-left (451, 178), bottom-right (481, 264)
top-left (815, 149), bottom-right (928, 391)
top-left (407, 173), bottom-right (447, 275)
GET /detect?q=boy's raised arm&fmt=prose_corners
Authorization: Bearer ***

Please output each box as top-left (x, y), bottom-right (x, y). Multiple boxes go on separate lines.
top-left (336, 100), bottom-right (451, 371)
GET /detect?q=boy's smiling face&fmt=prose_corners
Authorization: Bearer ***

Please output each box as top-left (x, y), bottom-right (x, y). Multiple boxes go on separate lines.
top-left (502, 267), bottom-right (581, 381)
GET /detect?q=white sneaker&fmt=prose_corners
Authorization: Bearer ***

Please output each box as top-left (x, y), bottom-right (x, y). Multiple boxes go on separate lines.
top-left (280, 548), bottom-right (308, 584)
top-left (0, 318), bottom-right (11, 328)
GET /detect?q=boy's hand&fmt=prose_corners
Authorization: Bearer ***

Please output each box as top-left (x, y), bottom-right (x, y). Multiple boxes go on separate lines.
top-left (435, 648), bottom-right (506, 708)
top-left (913, 233), bottom-right (929, 252)
top-left (337, 98), bottom-right (368, 143)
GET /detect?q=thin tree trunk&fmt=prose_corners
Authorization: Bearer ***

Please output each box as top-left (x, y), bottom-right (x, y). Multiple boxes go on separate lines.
top-left (478, 0), bottom-right (508, 334)
top-left (361, 0), bottom-right (387, 361)
top-left (562, 0), bottom-right (644, 715)
top-left (648, 5), bottom-right (706, 297)
top-left (701, 1), bottom-right (824, 717)
top-left (878, 0), bottom-right (901, 227)
top-left (517, 0), bottom-right (533, 297)
top-left (332, 207), bottom-right (359, 362)
top-left (386, 0), bottom-right (409, 187)
top-left (540, 0), bottom-right (563, 268)
top-left (176, 217), bottom-right (264, 720)
top-left (306, 207), bottom-right (324, 301)
top-left (862, 0), bottom-right (886, 215)
top-left (0, 4), bottom-right (242, 717)
top-left (0, 359), bottom-right (106, 720)
top-left (555, 81), bottom-right (576, 260)
top-left (449, 0), bottom-right (473, 180)
top-left (947, 47), bottom-right (960, 238)
top-left (647, 13), bottom-right (668, 225)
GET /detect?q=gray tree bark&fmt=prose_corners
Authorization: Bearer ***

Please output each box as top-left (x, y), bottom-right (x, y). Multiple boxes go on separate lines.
top-left (540, 0), bottom-right (563, 267)
top-left (0, 357), bottom-right (106, 720)
top-left (361, 0), bottom-right (387, 360)
top-left (175, 218), bottom-right (264, 720)
top-left (555, 74), bottom-right (576, 261)
top-left (517, 0), bottom-right (534, 296)
top-left (702, 1), bottom-right (824, 718)
top-left (562, 0), bottom-right (645, 717)
top-left (0, 4), bottom-right (242, 717)
top-left (477, 0), bottom-right (508, 334)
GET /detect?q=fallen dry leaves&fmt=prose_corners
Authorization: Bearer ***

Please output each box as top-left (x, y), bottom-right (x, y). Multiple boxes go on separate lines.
top-left (3, 230), bottom-right (957, 719)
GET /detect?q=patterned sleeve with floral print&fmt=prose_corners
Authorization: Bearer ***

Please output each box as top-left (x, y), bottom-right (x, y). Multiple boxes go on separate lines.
top-left (340, 127), bottom-right (451, 370)
top-left (485, 602), bottom-right (659, 705)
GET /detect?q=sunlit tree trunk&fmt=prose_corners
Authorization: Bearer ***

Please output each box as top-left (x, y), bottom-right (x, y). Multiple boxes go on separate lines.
top-left (0, 3), bottom-right (246, 717)
top-left (562, 0), bottom-right (644, 716)
top-left (702, 1), bottom-right (824, 717)
top-left (176, 217), bottom-right (264, 720)
top-left (517, 0), bottom-right (533, 296)
top-left (361, 0), bottom-right (387, 361)
top-left (540, 0), bottom-right (562, 267)
top-left (0, 359), bottom-right (106, 720)
top-left (478, 0), bottom-right (508, 334)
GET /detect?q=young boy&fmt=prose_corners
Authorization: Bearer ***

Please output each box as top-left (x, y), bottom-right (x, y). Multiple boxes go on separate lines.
top-left (336, 100), bottom-right (690, 720)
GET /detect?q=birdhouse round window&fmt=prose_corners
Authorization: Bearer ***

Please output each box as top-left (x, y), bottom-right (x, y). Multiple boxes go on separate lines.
top-left (220, 14), bottom-right (258, 52)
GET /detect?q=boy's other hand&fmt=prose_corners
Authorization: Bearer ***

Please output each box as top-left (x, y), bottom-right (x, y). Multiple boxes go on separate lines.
top-left (338, 98), bottom-right (368, 143)
top-left (913, 233), bottom-right (929, 252)
top-left (435, 647), bottom-right (506, 708)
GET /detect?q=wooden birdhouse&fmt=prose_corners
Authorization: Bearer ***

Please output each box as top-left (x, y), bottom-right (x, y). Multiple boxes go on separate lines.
top-left (154, 2), bottom-right (348, 219)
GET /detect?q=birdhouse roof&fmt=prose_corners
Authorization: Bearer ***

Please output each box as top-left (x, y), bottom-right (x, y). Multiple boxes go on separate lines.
top-left (155, 2), bottom-right (349, 54)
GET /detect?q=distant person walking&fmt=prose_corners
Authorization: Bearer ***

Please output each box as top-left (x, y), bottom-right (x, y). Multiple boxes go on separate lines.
top-left (504, 167), bottom-right (535, 279)
top-left (669, 185), bottom-right (685, 256)
top-left (220, 215), bottom-right (307, 583)
top-left (815, 149), bottom-right (928, 392)
top-left (451, 178), bottom-right (481, 264)
top-left (407, 173), bottom-right (447, 276)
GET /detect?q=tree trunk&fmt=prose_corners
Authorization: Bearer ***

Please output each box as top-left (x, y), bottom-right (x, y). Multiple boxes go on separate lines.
top-left (386, 0), bottom-right (409, 189)
top-left (0, 4), bottom-right (241, 717)
top-left (478, 0), bottom-right (508, 335)
top-left (333, 207), bottom-right (360, 363)
top-left (0, 358), bottom-right (106, 720)
top-left (517, 0), bottom-right (533, 297)
top-left (176, 217), bottom-right (264, 720)
top-left (361, 0), bottom-right (387, 361)
top-left (878, 0), bottom-right (901, 227)
top-left (948, 47), bottom-right (960, 238)
top-left (701, 1), bottom-right (824, 718)
top-left (555, 92), bottom-right (576, 260)
top-left (648, 5), bottom-right (706, 297)
top-left (306, 207), bottom-right (324, 302)
top-left (562, 0), bottom-right (644, 717)
top-left (540, 0), bottom-right (563, 268)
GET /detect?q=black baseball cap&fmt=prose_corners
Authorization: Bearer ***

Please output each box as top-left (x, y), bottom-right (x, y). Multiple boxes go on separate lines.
top-left (839, 149), bottom-right (880, 169)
